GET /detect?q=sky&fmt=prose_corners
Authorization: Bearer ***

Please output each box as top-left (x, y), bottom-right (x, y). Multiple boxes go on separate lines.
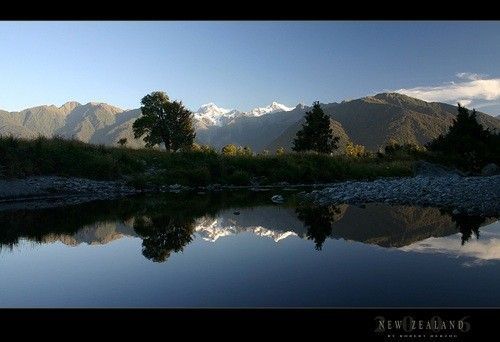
top-left (1, 21), bottom-right (500, 115)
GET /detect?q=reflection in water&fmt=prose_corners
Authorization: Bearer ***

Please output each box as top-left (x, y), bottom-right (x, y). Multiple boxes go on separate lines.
top-left (0, 192), bottom-right (497, 263)
top-left (134, 215), bottom-right (195, 263)
top-left (401, 222), bottom-right (500, 264)
top-left (452, 214), bottom-right (484, 245)
top-left (295, 205), bottom-right (341, 250)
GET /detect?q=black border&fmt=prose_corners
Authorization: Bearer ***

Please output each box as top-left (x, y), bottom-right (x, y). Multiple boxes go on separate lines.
top-left (1, 308), bottom-right (498, 339)
top-left (1, 2), bottom-right (500, 20)
top-left (1, 11), bottom-right (500, 340)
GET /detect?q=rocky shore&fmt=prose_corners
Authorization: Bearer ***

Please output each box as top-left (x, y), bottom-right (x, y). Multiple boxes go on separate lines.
top-left (302, 174), bottom-right (500, 217)
top-left (0, 176), bottom-right (138, 210)
top-left (1, 160), bottom-right (499, 216)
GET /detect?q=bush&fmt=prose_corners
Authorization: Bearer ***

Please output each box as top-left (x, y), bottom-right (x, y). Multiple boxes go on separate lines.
top-left (0, 136), bottom-right (414, 185)
top-left (384, 142), bottom-right (425, 160)
top-left (345, 142), bottom-right (366, 157)
top-left (221, 144), bottom-right (253, 156)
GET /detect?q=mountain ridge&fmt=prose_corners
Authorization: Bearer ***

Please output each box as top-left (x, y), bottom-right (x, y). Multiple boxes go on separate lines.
top-left (1, 93), bottom-right (499, 152)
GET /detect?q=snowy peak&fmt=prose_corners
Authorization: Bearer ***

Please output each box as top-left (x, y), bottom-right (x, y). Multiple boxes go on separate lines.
top-left (194, 103), bottom-right (239, 126)
top-left (193, 101), bottom-right (294, 126)
top-left (247, 102), bottom-right (294, 117)
top-left (196, 103), bottom-right (230, 116)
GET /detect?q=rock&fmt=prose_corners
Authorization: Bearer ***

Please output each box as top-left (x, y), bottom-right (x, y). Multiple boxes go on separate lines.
top-left (271, 195), bottom-right (284, 204)
top-left (413, 160), bottom-right (457, 177)
top-left (233, 211), bottom-right (240, 215)
top-left (301, 174), bottom-right (500, 217)
top-left (481, 163), bottom-right (500, 176)
top-left (206, 184), bottom-right (222, 192)
top-left (251, 187), bottom-right (271, 192)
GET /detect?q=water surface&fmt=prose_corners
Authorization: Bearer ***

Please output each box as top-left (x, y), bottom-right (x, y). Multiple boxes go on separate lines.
top-left (0, 191), bottom-right (498, 307)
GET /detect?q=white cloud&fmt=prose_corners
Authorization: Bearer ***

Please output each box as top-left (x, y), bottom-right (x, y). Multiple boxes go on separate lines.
top-left (394, 74), bottom-right (500, 109)
top-left (455, 72), bottom-right (487, 81)
top-left (457, 99), bottom-right (472, 107)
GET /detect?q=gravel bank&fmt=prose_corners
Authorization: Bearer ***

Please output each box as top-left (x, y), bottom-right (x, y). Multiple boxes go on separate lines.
top-left (0, 176), bottom-right (138, 209)
top-left (302, 175), bottom-right (500, 216)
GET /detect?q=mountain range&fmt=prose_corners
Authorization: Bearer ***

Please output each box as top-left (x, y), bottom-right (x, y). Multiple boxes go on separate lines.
top-left (1, 93), bottom-right (499, 152)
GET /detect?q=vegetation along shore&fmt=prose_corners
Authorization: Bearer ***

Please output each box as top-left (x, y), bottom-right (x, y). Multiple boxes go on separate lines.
top-left (0, 91), bottom-right (499, 215)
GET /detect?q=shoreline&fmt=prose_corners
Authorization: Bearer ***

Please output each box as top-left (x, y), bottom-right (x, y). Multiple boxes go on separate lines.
top-left (0, 175), bottom-right (499, 216)
top-left (302, 175), bottom-right (500, 217)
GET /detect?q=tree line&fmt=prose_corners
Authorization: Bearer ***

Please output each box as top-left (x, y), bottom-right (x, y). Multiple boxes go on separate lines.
top-left (131, 91), bottom-right (499, 170)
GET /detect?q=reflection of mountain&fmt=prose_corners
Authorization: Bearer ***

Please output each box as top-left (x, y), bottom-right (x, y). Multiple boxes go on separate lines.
top-left (195, 207), bottom-right (302, 242)
top-left (41, 221), bottom-right (138, 246)
top-left (0, 193), bottom-right (496, 262)
top-left (328, 204), bottom-right (458, 247)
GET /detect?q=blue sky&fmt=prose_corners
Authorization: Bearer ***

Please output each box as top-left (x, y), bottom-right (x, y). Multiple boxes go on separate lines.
top-left (1, 21), bottom-right (500, 114)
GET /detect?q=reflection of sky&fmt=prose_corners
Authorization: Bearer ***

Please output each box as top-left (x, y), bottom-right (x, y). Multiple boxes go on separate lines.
top-left (3, 202), bottom-right (500, 307)
top-left (400, 220), bottom-right (500, 265)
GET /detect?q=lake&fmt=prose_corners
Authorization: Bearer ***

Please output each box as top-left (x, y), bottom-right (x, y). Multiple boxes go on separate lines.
top-left (0, 190), bottom-right (499, 307)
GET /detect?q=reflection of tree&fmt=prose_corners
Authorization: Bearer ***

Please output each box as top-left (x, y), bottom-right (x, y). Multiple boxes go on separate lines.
top-left (133, 215), bottom-right (195, 262)
top-left (0, 191), bottom-right (274, 257)
top-left (451, 214), bottom-right (485, 245)
top-left (296, 205), bottom-right (341, 250)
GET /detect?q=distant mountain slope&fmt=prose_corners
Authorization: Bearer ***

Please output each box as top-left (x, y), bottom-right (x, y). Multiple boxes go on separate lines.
top-left (330, 93), bottom-right (500, 150)
top-left (271, 93), bottom-right (500, 151)
top-left (267, 117), bottom-right (351, 153)
top-left (0, 93), bottom-right (498, 151)
top-left (195, 104), bottom-right (308, 151)
top-left (56, 102), bottom-right (122, 142)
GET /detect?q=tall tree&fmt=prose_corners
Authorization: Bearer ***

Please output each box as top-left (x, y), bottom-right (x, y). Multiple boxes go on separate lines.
top-left (133, 91), bottom-right (196, 151)
top-left (427, 104), bottom-right (499, 169)
top-left (292, 101), bottom-right (339, 153)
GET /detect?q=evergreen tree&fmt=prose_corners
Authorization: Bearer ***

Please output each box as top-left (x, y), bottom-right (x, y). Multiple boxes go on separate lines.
top-left (133, 91), bottom-right (196, 151)
top-left (292, 101), bottom-right (339, 153)
top-left (427, 104), bottom-right (498, 169)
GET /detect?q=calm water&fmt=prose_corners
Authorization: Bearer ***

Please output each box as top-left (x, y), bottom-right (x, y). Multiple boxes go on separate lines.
top-left (0, 191), bottom-right (499, 307)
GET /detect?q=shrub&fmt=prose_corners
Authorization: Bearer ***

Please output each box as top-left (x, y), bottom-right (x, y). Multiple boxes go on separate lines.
top-left (345, 142), bottom-right (366, 157)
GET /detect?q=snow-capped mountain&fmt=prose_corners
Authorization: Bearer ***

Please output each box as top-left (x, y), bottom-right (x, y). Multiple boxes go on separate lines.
top-left (246, 102), bottom-right (294, 117)
top-left (194, 216), bottom-right (298, 243)
top-left (193, 101), bottom-right (293, 127)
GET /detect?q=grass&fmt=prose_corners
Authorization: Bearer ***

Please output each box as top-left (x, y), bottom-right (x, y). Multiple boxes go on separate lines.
top-left (0, 136), bottom-right (414, 186)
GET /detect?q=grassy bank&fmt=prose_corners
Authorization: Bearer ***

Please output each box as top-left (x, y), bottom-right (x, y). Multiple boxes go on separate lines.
top-left (0, 136), bottom-right (414, 186)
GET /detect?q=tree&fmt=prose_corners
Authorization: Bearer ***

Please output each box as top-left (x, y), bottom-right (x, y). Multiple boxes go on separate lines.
top-left (276, 147), bottom-right (285, 155)
top-left (133, 91), bottom-right (196, 151)
top-left (426, 104), bottom-right (499, 169)
top-left (117, 138), bottom-right (127, 146)
top-left (292, 101), bottom-right (339, 154)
